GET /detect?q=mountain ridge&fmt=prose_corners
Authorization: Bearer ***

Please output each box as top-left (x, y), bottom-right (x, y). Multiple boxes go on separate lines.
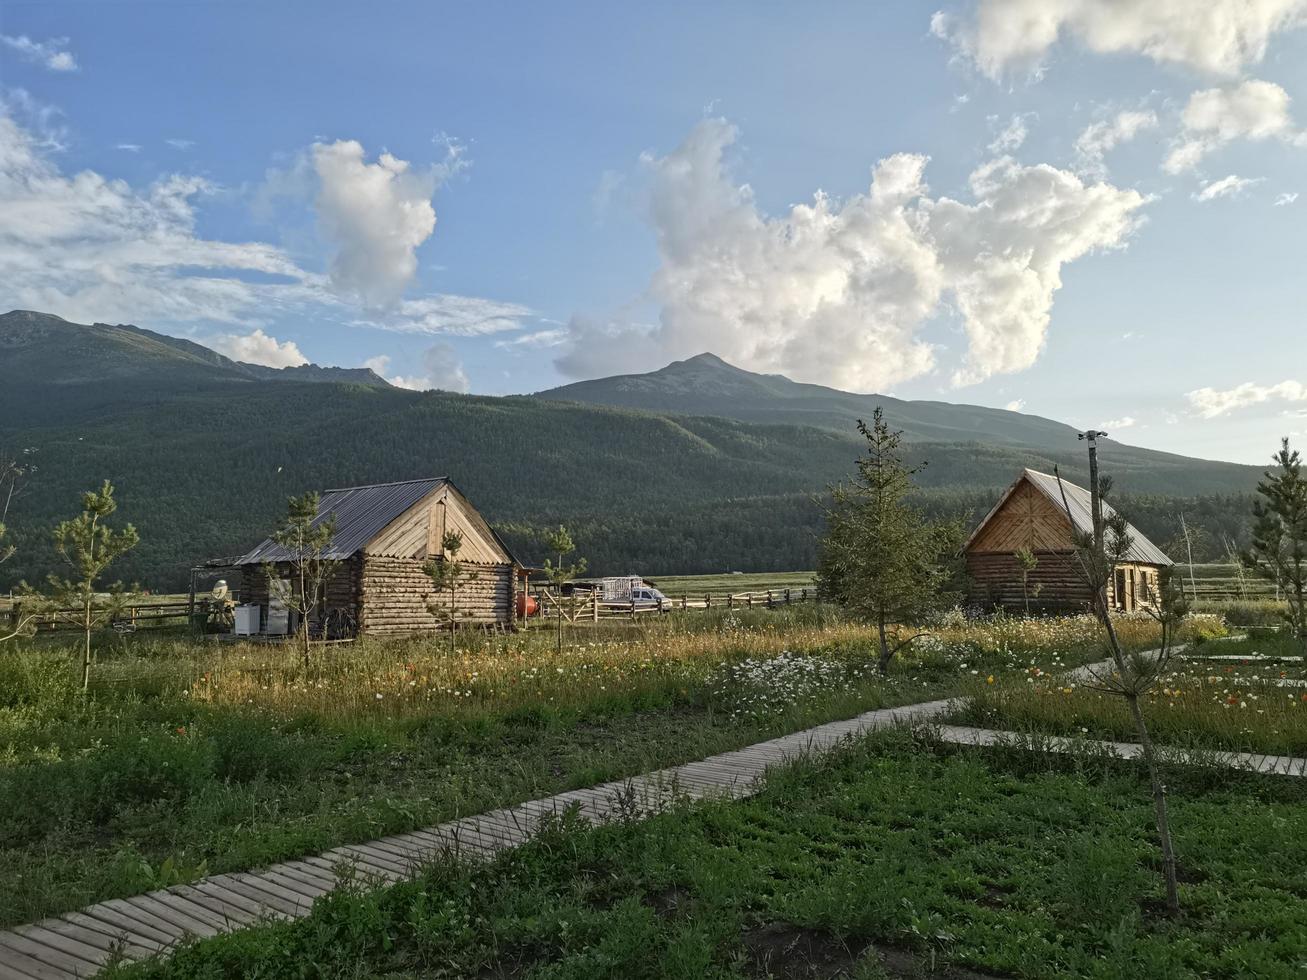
top-left (0, 310), bottom-right (387, 387)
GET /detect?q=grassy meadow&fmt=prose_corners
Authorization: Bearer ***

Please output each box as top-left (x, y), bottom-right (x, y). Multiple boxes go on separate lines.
top-left (111, 731), bottom-right (1307, 980)
top-left (0, 607), bottom-right (1190, 928)
top-left (952, 631), bottom-right (1307, 756)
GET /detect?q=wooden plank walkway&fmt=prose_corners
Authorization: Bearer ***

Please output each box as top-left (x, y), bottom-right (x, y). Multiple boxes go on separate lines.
top-left (0, 696), bottom-right (958, 979)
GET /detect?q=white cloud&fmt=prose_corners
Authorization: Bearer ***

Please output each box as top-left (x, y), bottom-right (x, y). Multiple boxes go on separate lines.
top-left (1192, 174), bottom-right (1263, 201)
top-left (1275, 191), bottom-right (1300, 205)
top-left (495, 328), bottom-right (568, 350)
top-left (932, 0), bottom-right (1307, 80)
top-left (207, 328), bottom-right (308, 368)
top-left (356, 294), bottom-right (532, 335)
top-left (115, 143), bottom-right (142, 153)
top-left (1100, 416), bottom-right (1137, 430)
top-left (988, 113), bottom-right (1030, 153)
top-left (558, 120), bottom-right (1146, 390)
top-left (1073, 110), bottom-right (1158, 178)
top-left (165, 138), bottom-right (195, 151)
top-left (0, 34), bottom-right (78, 72)
top-left (1187, 380), bottom-right (1307, 417)
top-left (1005, 398), bottom-right (1026, 411)
top-left (312, 140), bottom-right (440, 307)
top-left (379, 342), bottom-right (470, 392)
top-left (0, 109), bottom-right (527, 343)
top-left (1164, 79), bottom-right (1301, 173)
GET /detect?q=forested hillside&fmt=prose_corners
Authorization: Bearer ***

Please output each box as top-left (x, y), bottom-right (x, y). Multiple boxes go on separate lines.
top-left (0, 312), bottom-right (1263, 591)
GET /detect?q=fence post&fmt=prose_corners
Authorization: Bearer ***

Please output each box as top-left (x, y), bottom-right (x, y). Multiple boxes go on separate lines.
top-left (727, 594), bottom-right (733, 609)
top-left (785, 588), bottom-right (791, 604)
top-left (681, 595), bottom-right (688, 611)
top-left (767, 590), bottom-right (774, 608)
top-left (705, 594), bottom-right (711, 610)
top-left (592, 591), bottom-right (599, 622)
top-left (746, 594), bottom-right (753, 608)
top-left (630, 597), bottom-right (636, 620)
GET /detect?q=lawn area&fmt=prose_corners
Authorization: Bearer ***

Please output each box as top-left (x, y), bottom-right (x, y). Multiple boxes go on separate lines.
top-left (951, 632), bottom-right (1307, 756)
top-left (642, 570), bottom-right (817, 597)
top-left (110, 731), bottom-right (1307, 980)
top-left (0, 609), bottom-right (1189, 928)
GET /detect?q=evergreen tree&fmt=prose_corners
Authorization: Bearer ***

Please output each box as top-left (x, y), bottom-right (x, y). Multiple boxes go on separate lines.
top-left (1243, 438), bottom-right (1307, 649)
top-left (1054, 432), bottom-right (1189, 915)
top-left (424, 530), bottom-right (478, 655)
top-left (45, 481), bottom-right (139, 690)
top-left (1014, 546), bottom-right (1041, 614)
top-left (817, 408), bottom-right (955, 674)
top-left (267, 492), bottom-right (339, 670)
top-left (542, 525), bottom-right (586, 654)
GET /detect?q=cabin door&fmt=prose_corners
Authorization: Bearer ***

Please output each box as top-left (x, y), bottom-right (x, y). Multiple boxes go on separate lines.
top-left (1114, 568), bottom-right (1128, 612)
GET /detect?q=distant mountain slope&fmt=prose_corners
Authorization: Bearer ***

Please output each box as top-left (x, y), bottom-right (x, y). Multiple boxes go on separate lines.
top-left (536, 353), bottom-right (1081, 447)
top-left (0, 312), bottom-right (1262, 589)
top-left (0, 310), bottom-right (386, 386)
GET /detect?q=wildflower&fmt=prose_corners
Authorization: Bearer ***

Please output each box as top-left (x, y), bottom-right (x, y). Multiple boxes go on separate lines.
top-left (986, 675), bottom-right (995, 685)
top-left (175, 726), bottom-right (186, 735)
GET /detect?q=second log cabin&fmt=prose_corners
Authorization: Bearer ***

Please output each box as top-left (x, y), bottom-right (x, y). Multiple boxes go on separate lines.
top-left (234, 477), bottom-right (520, 638)
top-left (963, 468), bottom-right (1172, 613)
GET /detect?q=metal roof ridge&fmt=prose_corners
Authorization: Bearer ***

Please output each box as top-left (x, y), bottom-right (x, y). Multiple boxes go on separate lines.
top-left (323, 476), bottom-right (447, 493)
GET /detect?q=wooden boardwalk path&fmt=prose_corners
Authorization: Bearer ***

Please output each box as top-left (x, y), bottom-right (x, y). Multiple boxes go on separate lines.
top-left (0, 697), bottom-right (957, 979)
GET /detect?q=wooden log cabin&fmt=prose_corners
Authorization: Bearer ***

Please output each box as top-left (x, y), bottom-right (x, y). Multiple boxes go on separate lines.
top-left (963, 468), bottom-right (1172, 613)
top-left (234, 478), bottom-right (520, 638)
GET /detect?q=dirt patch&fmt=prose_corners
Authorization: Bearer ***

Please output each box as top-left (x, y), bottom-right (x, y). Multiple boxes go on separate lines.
top-left (741, 922), bottom-right (872, 979)
top-left (645, 884), bottom-right (691, 917)
top-left (741, 922), bottom-right (1007, 980)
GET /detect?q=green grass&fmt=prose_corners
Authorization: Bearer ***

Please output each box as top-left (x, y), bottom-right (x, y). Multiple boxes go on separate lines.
top-left (111, 731), bottom-right (1307, 979)
top-left (641, 570), bottom-right (816, 597)
top-left (950, 632), bottom-right (1307, 756)
top-left (2, 607), bottom-right (1177, 928)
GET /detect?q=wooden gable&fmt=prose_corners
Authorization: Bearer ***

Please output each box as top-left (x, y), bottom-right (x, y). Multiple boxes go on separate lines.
top-left (364, 484), bottom-right (511, 564)
top-left (967, 477), bottom-right (1076, 553)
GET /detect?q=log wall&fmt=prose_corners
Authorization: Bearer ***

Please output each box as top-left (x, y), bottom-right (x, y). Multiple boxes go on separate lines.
top-left (238, 558), bottom-right (362, 637)
top-left (358, 555), bottom-right (514, 636)
top-left (967, 552), bottom-right (1164, 613)
top-left (966, 550), bottom-right (1094, 611)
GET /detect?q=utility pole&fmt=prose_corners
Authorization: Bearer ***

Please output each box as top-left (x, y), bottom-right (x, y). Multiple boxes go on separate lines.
top-left (1079, 429), bottom-right (1108, 554)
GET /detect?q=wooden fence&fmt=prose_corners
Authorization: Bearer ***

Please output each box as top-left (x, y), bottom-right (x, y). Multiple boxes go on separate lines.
top-left (5, 598), bottom-right (217, 634)
top-left (537, 587), bottom-right (816, 624)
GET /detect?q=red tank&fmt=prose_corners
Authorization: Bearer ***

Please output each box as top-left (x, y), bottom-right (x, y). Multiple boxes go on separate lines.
top-left (516, 593), bottom-right (539, 618)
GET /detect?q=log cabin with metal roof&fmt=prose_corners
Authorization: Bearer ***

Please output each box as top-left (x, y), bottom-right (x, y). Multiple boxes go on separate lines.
top-left (963, 469), bottom-right (1173, 613)
top-left (231, 477), bottom-right (520, 638)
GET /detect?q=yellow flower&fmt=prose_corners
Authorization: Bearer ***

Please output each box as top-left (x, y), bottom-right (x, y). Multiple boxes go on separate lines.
top-left (986, 675), bottom-right (995, 684)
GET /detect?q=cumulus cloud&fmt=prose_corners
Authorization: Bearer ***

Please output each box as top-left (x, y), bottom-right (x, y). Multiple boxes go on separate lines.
top-left (1, 34), bottom-right (78, 72)
top-left (1005, 398), bottom-right (1026, 411)
top-left (0, 110), bottom-right (525, 343)
top-left (1187, 380), bottom-right (1307, 417)
top-left (1275, 191), bottom-right (1300, 205)
top-left (932, 0), bottom-right (1307, 80)
top-left (312, 140), bottom-right (440, 307)
top-left (207, 328), bottom-right (308, 368)
top-left (1193, 174), bottom-right (1263, 201)
top-left (1100, 415), bottom-right (1137, 430)
top-left (1073, 110), bottom-right (1158, 178)
top-left (377, 343), bottom-right (470, 392)
top-left (559, 119), bottom-right (1147, 390)
top-left (1164, 79), bottom-right (1302, 173)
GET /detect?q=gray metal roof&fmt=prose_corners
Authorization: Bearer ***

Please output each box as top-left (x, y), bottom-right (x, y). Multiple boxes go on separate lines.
top-left (235, 478), bottom-right (447, 565)
top-left (1022, 469), bottom-right (1173, 566)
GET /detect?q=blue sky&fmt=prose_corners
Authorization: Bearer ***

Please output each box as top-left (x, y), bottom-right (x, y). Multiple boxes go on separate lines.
top-left (2, 1), bottom-right (1307, 464)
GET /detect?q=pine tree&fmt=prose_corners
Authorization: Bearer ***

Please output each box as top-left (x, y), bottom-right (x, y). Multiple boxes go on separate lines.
top-left (542, 525), bottom-right (587, 654)
top-left (45, 481), bottom-right (139, 690)
top-left (267, 492), bottom-right (339, 670)
top-left (1243, 438), bottom-right (1307, 649)
top-left (425, 530), bottom-right (479, 655)
top-left (817, 408), bottom-right (955, 674)
top-left (1055, 433), bottom-right (1189, 914)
